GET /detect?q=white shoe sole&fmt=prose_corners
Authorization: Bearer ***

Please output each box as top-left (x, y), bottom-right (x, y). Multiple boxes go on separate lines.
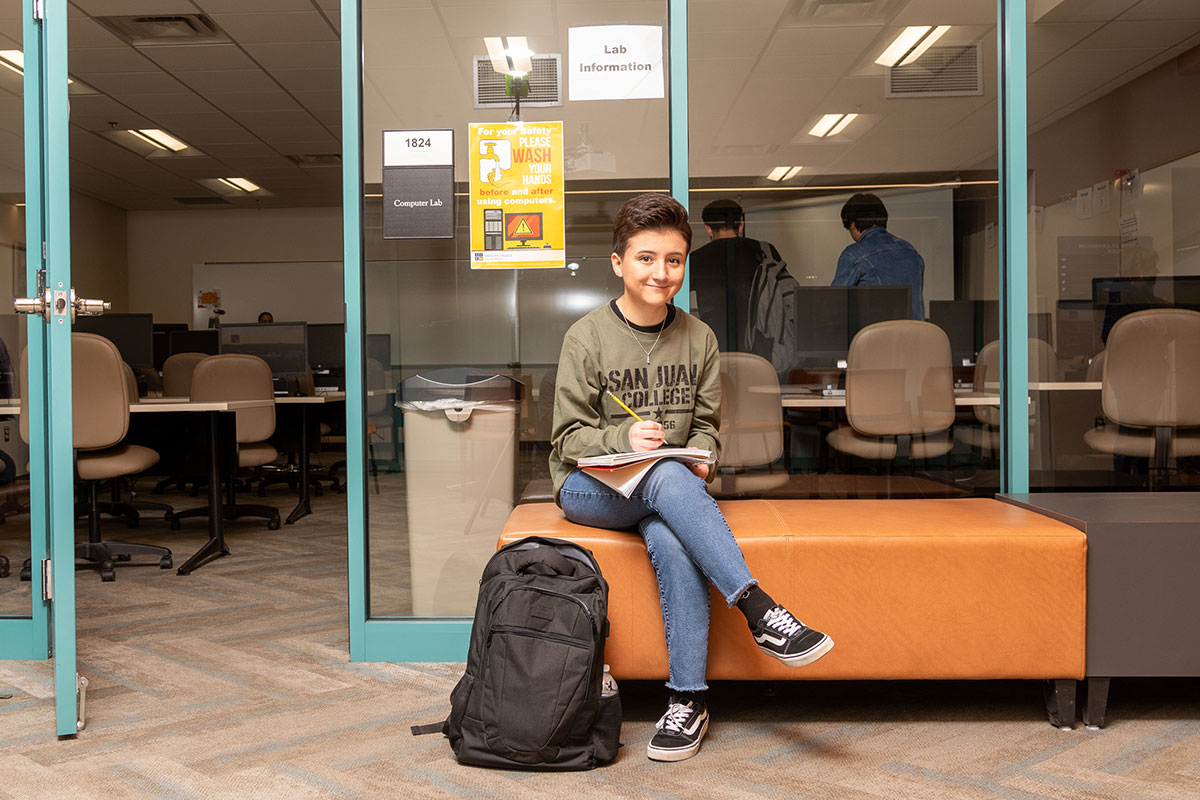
top-left (646, 716), bottom-right (709, 762)
top-left (761, 634), bottom-right (834, 667)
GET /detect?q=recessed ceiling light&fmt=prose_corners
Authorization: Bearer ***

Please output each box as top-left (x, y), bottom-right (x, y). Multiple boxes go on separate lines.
top-left (483, 35), bottom-right (533, 77)
top-left (0, 50), bottom-right (23, 76)
top-left (782, 166), bottom-right (803, 180)
top-left (875, 25), bottom-right (951, 67)
top-left (809, 113), bottom-right (857, 138)
top-left (218, 177), bottom-right (260, 193)
top-left (128, 128), bottom-right (189, 152)
top-left (766, 166), bottom-right (790, 181)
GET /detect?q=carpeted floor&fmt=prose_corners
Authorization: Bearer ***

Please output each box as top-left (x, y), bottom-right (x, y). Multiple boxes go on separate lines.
top-left (2, 470), bottom-right (1200, 799)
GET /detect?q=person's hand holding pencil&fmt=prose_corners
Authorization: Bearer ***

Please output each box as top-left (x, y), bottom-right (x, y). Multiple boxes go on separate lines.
top-left (606, 389), bottom-right (664, 451)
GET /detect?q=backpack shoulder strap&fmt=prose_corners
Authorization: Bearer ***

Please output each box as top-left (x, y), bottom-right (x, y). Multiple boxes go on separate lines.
top-left (411, 720), bottom-right (447, 736)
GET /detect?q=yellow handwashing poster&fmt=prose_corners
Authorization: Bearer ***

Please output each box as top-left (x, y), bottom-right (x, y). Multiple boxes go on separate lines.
top-left (469, 121), bottom-right (565, 269)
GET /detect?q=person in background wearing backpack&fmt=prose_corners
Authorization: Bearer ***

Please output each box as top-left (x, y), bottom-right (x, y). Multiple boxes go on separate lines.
top-left (550, 193), bottom-right (834, 762)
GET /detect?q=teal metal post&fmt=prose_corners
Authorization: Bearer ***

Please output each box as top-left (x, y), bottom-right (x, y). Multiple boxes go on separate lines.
top-left (343, 0), bottom-right (368, 661)
top-left (43, 0), bottom-right (77, 735)
top-left (998, 0), bottom-right (1029, 493)
top-left (669, 0), bottom-right (689, 312)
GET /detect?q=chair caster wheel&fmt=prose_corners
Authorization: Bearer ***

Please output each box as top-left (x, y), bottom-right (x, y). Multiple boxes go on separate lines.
top-left (159, 556), bottom-right (173, 569)
top-left (268, 517), bottom-right (281, 530)
top-left (20, 566), bottom-right (31, 581)
top-left (0, 565), bottom-right (8, 578)
top-left (169, 518), bottom-right (181, 531)
top-left (101, 569), bottom-right (116, 582)
top-left (116, 554), bottom-right (132, 562)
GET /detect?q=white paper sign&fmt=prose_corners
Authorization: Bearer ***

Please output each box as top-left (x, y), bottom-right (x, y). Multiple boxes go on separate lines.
top-left (568, 25), bottom-right (664, 101)
top-left (1094, 180), bottom-right (1111, 214)
top-left (383, 129), bottom-right (454, 167)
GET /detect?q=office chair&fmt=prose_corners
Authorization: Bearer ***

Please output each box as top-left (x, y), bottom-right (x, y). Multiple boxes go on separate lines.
top-left (329, 358), bottom-right (391, 494)
top-left (161, 351), bottom-right (208, 397)
top-left (88, 363), bottom-right (176, 527)
top-left (826, 320), bottom-right (955, 467)
top-left (957, 338), bottom-right (1059, 459)
top-left (709, 352), bottom-right (790, 497)
top-left (1083, 308), bottom-right (1200, 481)
top-left (256, 367), bottom-right (326, 498)
top-left (20, 334), bottom-right (172, 581)
top-left (1086, 349), bottom-right (1106, 382)
top-left (0, 554), bottom-right (8, 578)
top-left (169, 354), bottom-right (282, 530)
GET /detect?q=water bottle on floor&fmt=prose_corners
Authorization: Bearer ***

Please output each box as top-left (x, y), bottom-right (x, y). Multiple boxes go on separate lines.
top-left (601, 664), bottom-right (618, 697)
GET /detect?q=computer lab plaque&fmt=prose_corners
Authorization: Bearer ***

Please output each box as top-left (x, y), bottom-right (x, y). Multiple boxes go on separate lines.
top-left (382, 129), bottom-right (455, 239)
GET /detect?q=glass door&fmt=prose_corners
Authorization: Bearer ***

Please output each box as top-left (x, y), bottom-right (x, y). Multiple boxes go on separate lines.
top-left (0, 0), bottom-right (80, 737)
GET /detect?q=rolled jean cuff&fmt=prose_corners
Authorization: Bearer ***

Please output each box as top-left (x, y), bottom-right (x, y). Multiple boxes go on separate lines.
top-left (665, 679), bottom-right (709, 693)
top-left (724, 578), bottom-right (758, 609)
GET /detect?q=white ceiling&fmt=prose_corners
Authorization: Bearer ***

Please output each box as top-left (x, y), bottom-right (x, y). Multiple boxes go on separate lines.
top-left (0, 0), bottom-right (1195, 210)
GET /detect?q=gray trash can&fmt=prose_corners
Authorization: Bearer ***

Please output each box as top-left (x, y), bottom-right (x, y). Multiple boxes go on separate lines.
top-left (398, 369), bottom-right (520, 616)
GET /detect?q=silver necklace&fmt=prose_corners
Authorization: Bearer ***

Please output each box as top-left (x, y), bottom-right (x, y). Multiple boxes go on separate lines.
top-left (620, 305), bottom-right (667, 364)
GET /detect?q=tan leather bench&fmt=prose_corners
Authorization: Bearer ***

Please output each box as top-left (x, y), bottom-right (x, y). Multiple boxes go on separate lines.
top-left (500, 498), bottom-right (1087, 724)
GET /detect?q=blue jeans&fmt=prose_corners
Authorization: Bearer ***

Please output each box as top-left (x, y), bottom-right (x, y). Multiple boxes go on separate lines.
top-left (558, 459), bottom-right (756, 692)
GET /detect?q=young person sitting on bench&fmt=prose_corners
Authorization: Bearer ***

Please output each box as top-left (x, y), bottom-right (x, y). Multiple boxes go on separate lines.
top-left (550, 193), bottom-right (834, 762)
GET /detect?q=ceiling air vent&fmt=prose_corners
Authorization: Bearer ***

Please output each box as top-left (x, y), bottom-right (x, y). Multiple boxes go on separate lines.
top-left (473, 55), bottom-right (562, 109)
top-left (886, 43), bottom-right (982, 98)
top-left (95, 15), bottom-right (228, 47)
top-left (174, 196), bottom-right (231, 206)
top-left (287, 154), bottom-right (343, 168)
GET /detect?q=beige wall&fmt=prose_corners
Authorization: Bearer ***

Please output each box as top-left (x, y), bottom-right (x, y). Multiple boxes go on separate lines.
top-left (72, 192), bottom-right (129, 311)
top-left (126, 207), bottom-right (343, 323)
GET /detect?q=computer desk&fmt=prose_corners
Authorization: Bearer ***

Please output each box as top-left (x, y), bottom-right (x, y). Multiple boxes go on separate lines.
top-left (766, 382), bottom-right (1101, 408)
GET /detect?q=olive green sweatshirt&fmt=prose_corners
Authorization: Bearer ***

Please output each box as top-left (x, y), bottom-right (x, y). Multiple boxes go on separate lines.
top-left (550, 301), bottom-right (722, 503)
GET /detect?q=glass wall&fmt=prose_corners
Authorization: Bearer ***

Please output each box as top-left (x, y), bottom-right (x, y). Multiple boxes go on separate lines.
top-left (0, 0), bottom-right (30, 616)
top-left (361, 0), bottom-right (670, 617)
top-left (686, 1), bottom-right (1000, 498)
top-left (1026, 1), bottom-right (1200, 491)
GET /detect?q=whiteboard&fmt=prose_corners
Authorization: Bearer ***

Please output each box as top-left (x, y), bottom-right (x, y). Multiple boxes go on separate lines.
top-left (191, 261), bottom-right (344, 328)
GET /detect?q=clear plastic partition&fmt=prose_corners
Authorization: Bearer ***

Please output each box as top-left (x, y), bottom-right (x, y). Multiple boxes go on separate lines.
top-left (1026, 2), bottom-right (1200, 491)
top-left (687, 1), bottom-right (1000, 498)
top-left (362, 0), bottom-right (669, 617)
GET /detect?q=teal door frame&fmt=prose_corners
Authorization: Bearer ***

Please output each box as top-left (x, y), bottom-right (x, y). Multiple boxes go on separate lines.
top-left (0, 0), bottom-right (79, 736)
top-left (343, 0), bottom-right (1032, 661)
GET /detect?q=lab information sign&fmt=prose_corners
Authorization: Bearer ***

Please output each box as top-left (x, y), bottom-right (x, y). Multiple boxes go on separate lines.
top-left (382, 129), bottom-right (455, 239)
top-left (469, 121), bottom-right (565, 269)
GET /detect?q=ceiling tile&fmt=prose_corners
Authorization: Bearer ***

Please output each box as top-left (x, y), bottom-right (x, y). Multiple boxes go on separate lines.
top-left (71, 0), bottom-right (200, 14)
top-left (268, 67), bottom-right (340, 93)
top-left (242, 41), bottom-right (340, 70)
top-left (70, 47), bottom-right (160, 74)
top-left (122, 93), bottom-right (220, 116)
top-left (206, 91), bottom-right (303, 113)
top-left (142, 43), bottom-right (259, 72)
top-left (211, 11), bottom-right (338, 44)
top-left (82, 71), bottom-right (186, 96)
top-left (1077, 19), bottom-right (1200, 49)
top-left (173, 69), bottom-right (282, 93)
top-left (69, 17), bottom-right (128, 48)
top-left (1121, 0), bottom-right (1200, 20)
top-left (195, 0), bottom-right (317, 11)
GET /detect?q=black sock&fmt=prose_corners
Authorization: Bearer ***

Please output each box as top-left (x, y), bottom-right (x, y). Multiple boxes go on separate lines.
top-left (671, 689), bottom-right (706, 709)
top-left (736, 585), bottom-right (776, 629)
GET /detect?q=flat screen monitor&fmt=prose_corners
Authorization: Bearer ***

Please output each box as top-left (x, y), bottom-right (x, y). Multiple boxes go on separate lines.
top-left (74, 313), bottom-right (154, 369)
top-left (168, 329), bottom-right (219, 357)
top-left (366, 333), bottom-right (391, 370)
top-left (1092, 276), bottom-right (1200, 341)
top-left (307, 323), bottom-right (345, 369)
top-left (219, 322), bottom-right (309, 378)
top-left (928, 300), bottom-right (998, 364)
top-left (793, 286), bottom-right (911, 369)
top-left (1056, 300), bottom-right (1102, 360)
top-left (150, 323), bottom-right (187, 370)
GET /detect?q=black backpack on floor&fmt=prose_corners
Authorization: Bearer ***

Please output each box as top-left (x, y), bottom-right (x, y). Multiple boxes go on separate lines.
top-left (413, 536), bottom-right (621, 770)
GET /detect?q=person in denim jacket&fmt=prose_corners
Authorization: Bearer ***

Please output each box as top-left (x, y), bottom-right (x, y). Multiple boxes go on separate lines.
top-left (832, 193), bottom-right (926, 321)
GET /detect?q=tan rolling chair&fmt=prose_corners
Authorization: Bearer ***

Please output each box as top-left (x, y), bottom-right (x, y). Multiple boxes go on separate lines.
top-left (957, 338), bottom-right (1059, 458)
top-left (162, 352), bottom-right (208, 397)
top-left (1083, 308), bottom-right (1200, 477)
top-left (1085, 350), bottom-right (1106, 382)
top-left (826, 320), bottom-right (955, 465)
top-left (330, 358), bottom-right (391, 494)
top-left (709, 352), bottom-right (790, 497)
top-left (20, 334), bottom-right (172, 581)
top-left (169, 354), bottom-right (282, 530)
top-left (257, 366), bottom-right (327, 497)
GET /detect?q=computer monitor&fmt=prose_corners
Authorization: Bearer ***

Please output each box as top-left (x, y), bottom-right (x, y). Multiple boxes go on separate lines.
top-left (793, 286), bottom-right (911, 369)
top-left (1056, 300), bottom-right (1103, 360)
top-left (74, 313), bottom-right (154, 369)
top-left (928, 300), bottom-right (999, 364)
top-left (1092, 276), bottom-right (1200, 341)
top-left (307, 323), bottom-right (345, 370)
top-left (219, 322), bottom-right (309, 378)
top-left (366, 333), bottom-right (391, 371)
top-left (168, 329), bottom-right (219, 357)
top-left (151, 324), bottom-right (187, 371)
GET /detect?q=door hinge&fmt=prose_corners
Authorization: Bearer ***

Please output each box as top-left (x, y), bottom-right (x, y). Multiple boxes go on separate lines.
top-left (32, 0), bottom-right (43, 21)
top-left (42, 559), bottom-right (51, 601)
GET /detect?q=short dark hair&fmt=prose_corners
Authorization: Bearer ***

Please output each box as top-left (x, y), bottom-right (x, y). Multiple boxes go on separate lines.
top-left (701, 199), bottom-right (743, 232)
top-left (257, 311), bottom-right (273, 323)
top-left (611, 193), bottom-right (692, 257)
top-left (841, 193), bottom-right (888, 231)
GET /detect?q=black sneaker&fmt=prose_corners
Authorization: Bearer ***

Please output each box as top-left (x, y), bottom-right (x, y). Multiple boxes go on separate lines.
top-left (646, 698), bottom-right (709, 762)
top-left (753, 606), bottom-right (834, 667)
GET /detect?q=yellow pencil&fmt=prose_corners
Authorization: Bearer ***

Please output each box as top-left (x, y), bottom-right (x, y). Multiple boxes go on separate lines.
top-left (605, 390), bottom-right (643, 421)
